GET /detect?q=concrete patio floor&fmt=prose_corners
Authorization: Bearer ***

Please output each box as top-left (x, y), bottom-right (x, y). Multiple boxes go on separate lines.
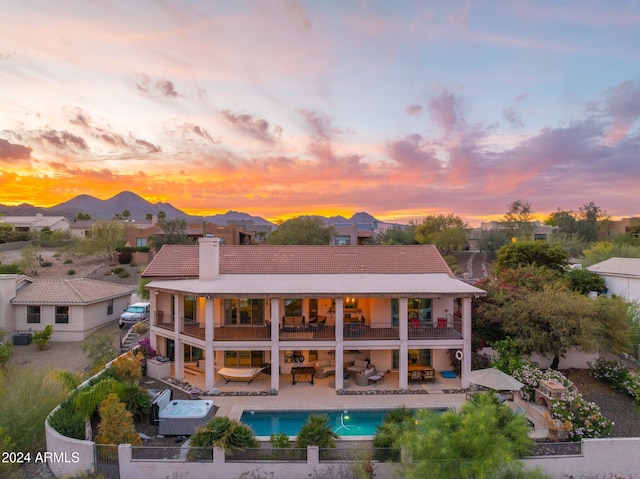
top-left (164, 365), bottom-right (548, 439)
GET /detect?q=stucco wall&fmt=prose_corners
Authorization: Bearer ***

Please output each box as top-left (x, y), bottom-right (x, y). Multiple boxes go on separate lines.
top-left (45, 407), bottom-right (95, 478)
top-left (604, 275), bottom-right (640, 303)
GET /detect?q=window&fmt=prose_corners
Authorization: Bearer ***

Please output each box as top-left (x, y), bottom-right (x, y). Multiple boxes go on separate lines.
top-left (55, 306), bottom-right (69, 324)
top-left (408, 298), bottom-right (431, 322)
top-left (344, 297), bottom-right (358, 309)
top-left (184, 296), bottom-right (196, 321)
top-left (284, 299), bottom-right (302, 316)
top-left (334, 235), bottom-right (351, 245)
top-left (27, 305), bottom-right (41, 323)
top-left (107, 298), bottom-right (114, 316)
top-left (136, 237), bottom-right (147, 247)
top-left (224, 299), bottom-right (264, 325)
top-left (225, 351), bottom-right (263, 367)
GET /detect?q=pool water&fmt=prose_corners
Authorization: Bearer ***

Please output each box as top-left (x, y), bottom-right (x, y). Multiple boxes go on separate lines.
top-left (240, 408), bottom-right (446, 437)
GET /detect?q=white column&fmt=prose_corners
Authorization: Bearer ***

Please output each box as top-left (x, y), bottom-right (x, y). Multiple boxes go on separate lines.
top-left (270, 298), bottom-right (280, 392)
top-left (174, 294), bottom-right (184, 380)
top-left (204, 297), bottom-right (214, 390)
top-left (399, 298), bottom-right (408, 390)
top-left (334, 298), bottom-right (344, 390)
top-left (149, 291), bottom-right (158, 351)
top-left (461, 297), bottom-right (472, 388)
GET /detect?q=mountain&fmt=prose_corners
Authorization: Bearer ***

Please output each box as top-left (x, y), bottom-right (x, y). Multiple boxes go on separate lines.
top-left (47, 191), bottom-right (190, 220)
top-left (0, 191), bottom-right (399, 230)
top-left (204, 210), bottom-right (275, 227)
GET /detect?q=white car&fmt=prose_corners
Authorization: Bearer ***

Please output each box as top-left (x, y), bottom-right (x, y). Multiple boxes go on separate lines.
top-left (119, 302), bottom-right (150, 328)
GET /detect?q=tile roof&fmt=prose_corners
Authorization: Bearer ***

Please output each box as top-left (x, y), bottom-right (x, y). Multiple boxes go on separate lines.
top-left (587, 257), bottom-right (640, 278)
top-left (11, 278), bottom-right (133, 305)
top-left (143, 244), bottom-right (453, 278)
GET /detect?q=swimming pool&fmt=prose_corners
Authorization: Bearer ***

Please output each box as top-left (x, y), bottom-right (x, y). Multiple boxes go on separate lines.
top-left (240, 408), bottom-right (447, 438)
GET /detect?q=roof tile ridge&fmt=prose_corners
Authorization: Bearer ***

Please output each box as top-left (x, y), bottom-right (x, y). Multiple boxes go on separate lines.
top-left (65, 277), bottom-right (90, 303)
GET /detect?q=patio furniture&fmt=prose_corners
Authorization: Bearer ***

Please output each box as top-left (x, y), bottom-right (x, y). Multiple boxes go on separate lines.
top-left (356, 367), bottom-right (377, 386)
top-left (282, 315), bottom-right (306, 332)
top-left (437, 317), bottom-right (447, 328)
top-left (409, 370), bottom-right (423, 384)
top-left (291, 366), bottom-right (315, 385)
top-left (368, 372), bottom-right (384, 385)
top-left (313, 359), bottom-right (336, 378)
top-left (347, 359), bottom-right (369, 375)
top-left (217, 367), bottom-right (265, 384)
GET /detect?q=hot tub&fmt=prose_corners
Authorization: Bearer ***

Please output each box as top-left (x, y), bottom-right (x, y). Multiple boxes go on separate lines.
top-left (156, 395), bottom-right (215, 436)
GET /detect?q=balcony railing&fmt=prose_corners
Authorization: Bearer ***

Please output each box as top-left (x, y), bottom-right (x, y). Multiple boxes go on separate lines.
top-left (343, 322), bottom-right (399, 340)
top-left (408, 319), bottom-right (462, 339)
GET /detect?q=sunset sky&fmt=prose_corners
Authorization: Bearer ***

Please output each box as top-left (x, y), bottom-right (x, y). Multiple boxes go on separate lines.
top-left (1, 1), bottom-right (639, 226)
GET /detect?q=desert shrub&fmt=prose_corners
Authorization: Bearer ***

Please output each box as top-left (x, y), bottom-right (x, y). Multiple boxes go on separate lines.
top-left (0, 369), bottom-right (66, 453)
top-left (82, 333), bottom-right (118, 373)
top-left (31, 325), bottom-right (54, 350)
top-left (67, 269), bottom-right (76, 275)
top-left (117, 382), bottom-right (152, 420)
top-left (373, 407), bottom-right (415, 462)
top-left (40, 261), bottom-right (53, 267)
top-left (590, 358), bottom-right (640, 401)
top-left (113, 267), bottom-right (125, 274)
top-left (118, 270), bottom-right (130, 278)
top-left (0, 264), bottom-right (22, 274)
top-left (48, 401), bottom-right (86, 440)
top-left (129, 263), bottom-right (137, 267)
top-left (549, 390), bottom-right (612, 441)
top-left (118, 251), bottom-right (132, 264)
top-left (110, 351), bottom-right (143, 383)
top-left (64, 259), bottom-right (73, 264)
top-left (132, 322), bottom-right (149, 335)
top-left (190, 416), bottom-right (257, 456)
top-left (0, 426), bottom-right (18, 477)
top-left (0, 330), bottom-right (13, 369)
top-left (270, 432), bottom-right (291, 448)
top-left (296, 414), bottom-right (338, 449)
top-left (95, 393), bottom-right (141, 446)
top-left (136, 336), bottom-right (156, 358)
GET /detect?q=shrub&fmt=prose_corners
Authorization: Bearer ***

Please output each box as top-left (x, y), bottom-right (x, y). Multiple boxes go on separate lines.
top-left (270, 432), bottom-right (291, 448)
top-left (48, 401), bottom-right (86, 440)
top-left (190, 416), bottom-right (258, 456)
top-left (95, 393), bottom-right (141, 446)
top-left (512, 363), bottom-right (575, 402)
top-left (0, 426), bottom-right (18, 477)
top-left (110, 351), bottom-right (143, 383)
top-left (136, 336), bottom-right (156, 358)
top-left (64, 259), bottom-right (73, 264)
top-left (118, 270), bottom-right (130, 278)
top-left (82, 333), bottom-right (118, 372)
top-left (549, 390), bottom-right (612, 441)
top-left (373, 407), bottom-right (415, 462)
top-left (590, 358), bottom-right (640, 400)
top-left (132, 322), bottom-right (149, 335)
top-left (40, 261), bottom-right (53, 267)
top-left (117, 382), bottom-right (152, 420)
top-left (296, 414), bottom-right (338, 449)
top-left (113, 267), bottom-right (125, 274)
top-left (0, 330), bottom-right (13, 369)
top-left (118, 251), bottom-right (132, 264)
top-left (67, 269), bottom-right (76, 275)
top-left (0, 369), bottom-right (66, 453)
top-left (31, 325), bottom-right (54, 351)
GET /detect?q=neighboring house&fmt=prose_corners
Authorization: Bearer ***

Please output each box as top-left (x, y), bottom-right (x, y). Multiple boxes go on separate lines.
top-left (69, 220), bottom-right (96, 238)
top-left (126, 222), bottom-right (253, 250)
top-left (467, 221), bottom-right (556, 250)
top-left (331, 219), bottom-right (398, 245)
top-left (0, 275), bottom-right (132, 341)
top-left (588, 257), bottom-right (640, 303)
top-left (143, 239), bottom-right (485, 392)
top-left (0, 214), bottom-right (71, 233)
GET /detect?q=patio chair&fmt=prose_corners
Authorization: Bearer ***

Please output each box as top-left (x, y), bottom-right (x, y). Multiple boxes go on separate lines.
top-left (437, 317), bottom-right (447, 328)
top-left (409, 370), bottom-right (423, 384)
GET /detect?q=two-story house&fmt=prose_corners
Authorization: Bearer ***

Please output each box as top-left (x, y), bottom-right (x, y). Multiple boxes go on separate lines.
top-left (143, 238), bottom-right (485, 392)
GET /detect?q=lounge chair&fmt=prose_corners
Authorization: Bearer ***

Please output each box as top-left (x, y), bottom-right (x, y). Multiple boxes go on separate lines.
top-left (217, 367), bottom-right (265, 384)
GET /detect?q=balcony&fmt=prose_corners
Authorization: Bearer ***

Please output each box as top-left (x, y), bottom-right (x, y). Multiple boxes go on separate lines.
top-left (408, 318), bottom-right (462, 340)
top-left (342, 322), bottom-right (399, 340)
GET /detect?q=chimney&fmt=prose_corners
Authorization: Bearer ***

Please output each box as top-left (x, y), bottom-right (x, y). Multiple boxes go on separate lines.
top-left (198, 236), bottom-right (220, 280)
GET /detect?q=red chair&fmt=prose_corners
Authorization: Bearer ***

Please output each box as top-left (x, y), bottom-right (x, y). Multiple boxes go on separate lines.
top-left (437, 318), bottom-right (447, 328)
top-left (410, 318), bottom-right (420, 329)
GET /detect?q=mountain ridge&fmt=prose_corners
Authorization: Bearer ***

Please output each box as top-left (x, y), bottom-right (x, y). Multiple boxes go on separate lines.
top-left (0, 191), bottom-right (396, 228)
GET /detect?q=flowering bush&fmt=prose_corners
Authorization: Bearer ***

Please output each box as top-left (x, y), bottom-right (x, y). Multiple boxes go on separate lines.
top-left (549, 390), bottom-right (613, 441)
top-left (590, 358), bottom-right (640, 401)
top-left (512, 363), bottom-right (575, 402)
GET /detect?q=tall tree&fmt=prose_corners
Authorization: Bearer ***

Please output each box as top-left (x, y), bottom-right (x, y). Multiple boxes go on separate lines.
top-left (82, 221), bottom-right (126, 259)
top-left (576, 201), bottom-right (610, 242)
top-left (266, 217), bottom-right (336, 245)
top-left (413, 214), bottom-right (468, 253)
top-left (504, 200), bottom-right (534, 241)
top-left (152, 217), bottom-right (191, 250)
top-left (399, 393), bottom-right (537, 479)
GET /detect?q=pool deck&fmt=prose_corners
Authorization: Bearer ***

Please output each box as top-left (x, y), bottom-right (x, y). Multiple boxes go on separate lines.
top-left (163, 365), bottom-right (548, 439)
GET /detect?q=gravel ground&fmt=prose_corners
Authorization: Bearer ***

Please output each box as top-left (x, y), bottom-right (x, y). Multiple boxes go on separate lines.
top-left (567, 368), bottom-right (640, 438)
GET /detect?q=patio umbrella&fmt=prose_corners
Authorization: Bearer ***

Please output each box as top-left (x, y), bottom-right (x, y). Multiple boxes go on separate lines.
top-left (467, 368), bottom-right (524, 391)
